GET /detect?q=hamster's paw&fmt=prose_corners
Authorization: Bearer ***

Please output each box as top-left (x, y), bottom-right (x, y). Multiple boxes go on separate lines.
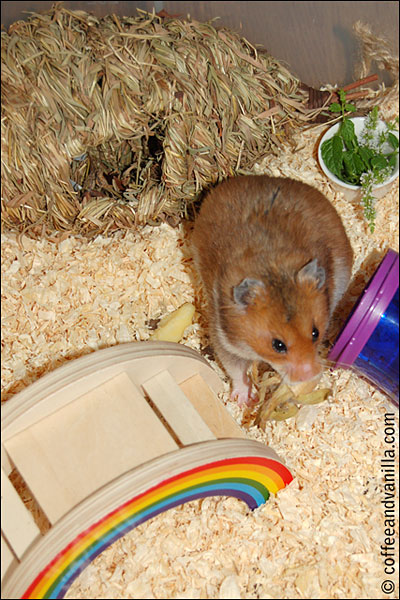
top-left (225, 361), bottom-right (258, 407)
top-left (231, 387), bottom-right (258, 408)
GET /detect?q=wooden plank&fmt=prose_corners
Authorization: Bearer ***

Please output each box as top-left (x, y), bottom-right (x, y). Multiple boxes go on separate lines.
top-left (4, 372), bottom-right (178, 524)
top-left (2, 342), bottom-right (222, 441)
top-left (179, 374), bottom-right (246, 439)
top-left (1, 469), bottom-right (40, 560)
top-left (142, 370), bottom-right (216, 445)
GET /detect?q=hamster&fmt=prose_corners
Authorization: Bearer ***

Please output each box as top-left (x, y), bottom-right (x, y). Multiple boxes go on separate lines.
top-left (191, 175), bottom-right (353, 406)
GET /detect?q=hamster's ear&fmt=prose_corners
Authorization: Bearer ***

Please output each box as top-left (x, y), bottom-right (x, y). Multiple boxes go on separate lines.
top-left (297, 258), bottom-right (325, 289)
top-left (233, 278), bottom-right (265, 306)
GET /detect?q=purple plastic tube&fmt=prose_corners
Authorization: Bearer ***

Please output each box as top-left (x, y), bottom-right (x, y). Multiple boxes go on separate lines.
top-left (328, 249), bottom-right (399, 407)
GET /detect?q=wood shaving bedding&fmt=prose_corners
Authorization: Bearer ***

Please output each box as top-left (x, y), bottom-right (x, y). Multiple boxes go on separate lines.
top-left (1, 106), bottom-right (399, 599)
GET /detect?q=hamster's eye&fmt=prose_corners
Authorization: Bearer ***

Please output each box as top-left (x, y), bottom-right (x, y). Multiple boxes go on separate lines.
top-left (272, 338), bottom-right (287, 354)
top-left (312, 327), bottom-right (319, 341)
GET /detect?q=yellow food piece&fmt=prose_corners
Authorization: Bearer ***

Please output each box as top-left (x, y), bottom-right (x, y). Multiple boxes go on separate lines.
top-left (269, 402), bottom-right (300, 421)
top-left (294, 388), bottom-right (331, 405)
top-left (255, 372), bottom-right (332, 428)
top-left (150, 302), bottom-right (195, 342)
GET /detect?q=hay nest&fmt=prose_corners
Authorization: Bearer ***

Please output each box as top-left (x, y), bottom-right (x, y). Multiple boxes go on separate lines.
top-left (1, 4), bottom-right (324, 237)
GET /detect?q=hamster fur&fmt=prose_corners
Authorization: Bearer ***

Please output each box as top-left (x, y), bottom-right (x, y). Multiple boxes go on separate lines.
top-left (191, 175), bottom-right (353, 406)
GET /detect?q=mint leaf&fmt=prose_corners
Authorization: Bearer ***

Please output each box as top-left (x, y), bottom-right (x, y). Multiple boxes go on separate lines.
top-left (340, 119), bottom-right (358, 150)
top-left (358, 146), bottom-right (375, 170)
top-left (329, 103), bottom-right (342, 113)
top-left (321, 135), bottom-right (344, 178)
top-left (344, 103), bottom-right (356, 112)
top-left (371, 155), bottom-right (389, 171)
top-left (388, 132), bottom-right (399, 150)
top-left (343, 152), bottom-right (359, 183)
top-left (353, 153), bottom-right (366, 179)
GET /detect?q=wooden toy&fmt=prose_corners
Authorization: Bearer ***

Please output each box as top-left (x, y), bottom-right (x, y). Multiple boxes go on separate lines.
top-left (1, 341), bottom-right (293, 599)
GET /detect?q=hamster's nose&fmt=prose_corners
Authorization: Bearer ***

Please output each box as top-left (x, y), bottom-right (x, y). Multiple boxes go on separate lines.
top-left (288, 361), bottom-right (321, 383)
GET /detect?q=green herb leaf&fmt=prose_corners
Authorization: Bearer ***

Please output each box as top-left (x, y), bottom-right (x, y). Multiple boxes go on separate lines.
top-left (358, 146), bottom-right (375, 170)
top-left (329, 103), bottom-right (342, 113)
top-left (340, 119), bottom-right (358, 150)
top-left (388, 132), bottom-right (399, 150)
top-left (371, 155), bottom-right (389, 171)
top-left (343, 152), bottom-right (360, 183)
top-left (353, 153), bottom-right (366, 179)
top-left (321, 135), bottom-right (343, 178)
top-left (344, 103), bottom-right (356, 112)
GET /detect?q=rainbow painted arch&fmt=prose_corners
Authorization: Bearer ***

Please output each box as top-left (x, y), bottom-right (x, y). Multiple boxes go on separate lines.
top-left (22, 455), bottom-right (292, 599)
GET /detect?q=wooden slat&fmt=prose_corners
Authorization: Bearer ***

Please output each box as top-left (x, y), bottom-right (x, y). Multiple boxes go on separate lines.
top-left (1, 469), bottom-right (40, 560)
top-left (2, 342), bottom-right (222, 442)
top-left (4, 372), bottom-right (178, 524)
top-left (179, 374), bottom-right (246, 439)
top-left (142, 370), bottom-right (216, 445)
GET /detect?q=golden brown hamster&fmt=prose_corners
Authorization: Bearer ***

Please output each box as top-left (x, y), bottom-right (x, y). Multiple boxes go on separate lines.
top-left (192, 175), bottom-right (353, 406)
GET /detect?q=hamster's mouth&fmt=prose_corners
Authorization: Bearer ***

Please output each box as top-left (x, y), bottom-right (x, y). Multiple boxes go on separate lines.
top-left (265, 359), bottom-right (322, 385)
top-left (282, 368), bottom-right (322, 386)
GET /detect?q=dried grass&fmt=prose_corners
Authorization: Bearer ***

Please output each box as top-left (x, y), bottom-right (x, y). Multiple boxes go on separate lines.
top-left (1, 4), bottom-right (321, 237)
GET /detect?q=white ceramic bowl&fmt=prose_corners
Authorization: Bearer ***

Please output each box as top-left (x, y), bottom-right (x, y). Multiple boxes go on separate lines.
top-left (318, 117), bottom-right (399, 201)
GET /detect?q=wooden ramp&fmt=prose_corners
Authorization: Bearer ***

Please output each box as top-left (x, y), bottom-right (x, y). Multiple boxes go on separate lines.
top-left (1, 341), bottom-right (293, 599)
